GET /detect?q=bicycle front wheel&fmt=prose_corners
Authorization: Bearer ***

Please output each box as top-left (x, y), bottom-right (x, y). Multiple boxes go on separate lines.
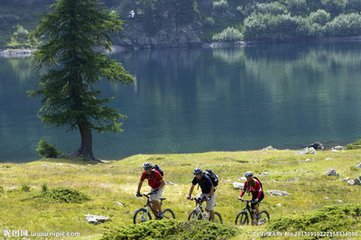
top-left (133, 208), bottom-right (152, 224)
top-left (163, 208), bottom-right (176, 219)
top-left (235, 211), bottom-right (249, 225)
top-left (188, 210), bottom-right (201, 221)
top-left (213, 212), bottom-right (223, 224)
top-left (258, 210), bottom-right (270, 225)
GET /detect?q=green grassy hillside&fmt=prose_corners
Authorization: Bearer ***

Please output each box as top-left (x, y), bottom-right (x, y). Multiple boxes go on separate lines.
top-left (0, 149), bottom-right (360, 239)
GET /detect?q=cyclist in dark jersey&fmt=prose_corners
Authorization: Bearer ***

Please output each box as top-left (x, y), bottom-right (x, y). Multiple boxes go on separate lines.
top-left (187, 168), bottom-right (216, 221)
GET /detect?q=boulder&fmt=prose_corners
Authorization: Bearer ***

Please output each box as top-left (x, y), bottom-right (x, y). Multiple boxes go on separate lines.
top-left (165, 181), bottom-right (177, 186)
top-left (354, 177), bottom-right (361, 186)
top-left (262, 146), bottom-right (276, 151)
top-left (239, 177), bottom-right (246, 181)
top-left (85, 214), bottom-right (110, 225)
top-left (347, 180), bottom-right (355, 186)
top-left (325, 168), bottom-right (338, 176)
top-left (356, 163), bottom-right (361, 169)
top-left (267, 190), bottom-right (289, 196)
top-left (332, 145), bottom-right (345, 151)
top-left (298, 147), bottom-right (316, 154)
top-left (115, 201), bottom-right (125, 207)
top-left (308, 142), bottom-right (324, 150)
top-left (325, 158), bottom-right (333, 161)
top-left (232, 182), bottom-right (244, 189)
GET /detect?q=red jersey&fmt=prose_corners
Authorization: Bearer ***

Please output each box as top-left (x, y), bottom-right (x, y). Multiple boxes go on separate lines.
top-left (140, 170), bottom-right (163, 189)
top-left (240, 179), bottom-right (263, 199)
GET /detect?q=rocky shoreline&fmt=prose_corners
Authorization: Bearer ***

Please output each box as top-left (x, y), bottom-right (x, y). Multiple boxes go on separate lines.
top-left (0, 48), bottom-right (35, 58)
top-left (2, 36), bottom-right (361, 58)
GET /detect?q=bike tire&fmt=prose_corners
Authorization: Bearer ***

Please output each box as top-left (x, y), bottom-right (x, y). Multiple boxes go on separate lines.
top-left (163, 208), bottom-right (176, 219)
top-left (188, 210), bottom-right (201, 221)
top-left (213, 212), bottom-right (223, 224)
top-left (133, 208), bottom-right (152, 224)
top-left (258, 210), bottom-right (270, 225)
top-left (235, 211), bottom-right (249, 225)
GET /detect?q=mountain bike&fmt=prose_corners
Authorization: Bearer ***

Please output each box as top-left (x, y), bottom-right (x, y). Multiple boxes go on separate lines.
top-left (187, 197), bottom-right (222, 223)
top-left (235, 199), bottom-right (270, 225)
top-left (133, 193), bottom-right (175, 224)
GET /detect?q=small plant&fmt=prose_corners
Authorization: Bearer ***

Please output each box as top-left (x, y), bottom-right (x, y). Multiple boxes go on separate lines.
top-left (36, 139), bottom-right (61, 158)
top-left (0, 186), bottom-right (4, 193)
top-left (21, 184), bottom-right (31, 192)
top-left (41, 183), bottom-right (48, 193)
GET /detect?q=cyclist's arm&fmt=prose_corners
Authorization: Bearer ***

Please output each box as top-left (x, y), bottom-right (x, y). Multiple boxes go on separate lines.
top-left (209, 185), bottom-right (215, 197)
top-left (158, 179), bottom-right (165, 189)
top-left (188, 184), bottom-right (195, 197)
top-left (136, 179), bottom-right (144, 194)
top-left (239, 181), bottom-right (247, 197)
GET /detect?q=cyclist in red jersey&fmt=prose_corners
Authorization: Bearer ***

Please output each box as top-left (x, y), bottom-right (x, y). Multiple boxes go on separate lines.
top-left (238, 171), bottom-right (264, 219)
top-left (136, 162), bottom-right (165, 218)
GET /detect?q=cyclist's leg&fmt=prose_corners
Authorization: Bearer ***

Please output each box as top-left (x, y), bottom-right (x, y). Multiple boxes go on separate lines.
top-left (252, 193), bottom-right (264, 218)
top-left (150, 188), bottom-right (163, 217)
top-left (205, 192), bottom-right (216, 221)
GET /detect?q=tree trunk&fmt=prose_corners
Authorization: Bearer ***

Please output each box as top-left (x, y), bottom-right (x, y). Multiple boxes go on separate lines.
top-left (77, 122), bottom-right (99, 162)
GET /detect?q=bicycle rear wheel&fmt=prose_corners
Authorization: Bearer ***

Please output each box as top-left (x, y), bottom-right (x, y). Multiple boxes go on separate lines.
top-left (257, 210), bottom-right (270, 225)
top-left (163, 208), bottom-right (175, 219)
top-left (213, 212), bottom-right (223, 224)
top-left (133, 208), bottom-right (152, 224)
top-left (235, 211), bottom-right (249, 225)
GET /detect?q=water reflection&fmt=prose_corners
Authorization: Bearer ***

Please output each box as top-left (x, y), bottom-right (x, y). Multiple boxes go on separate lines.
top-left (1, 43), bottom-right (361, 162)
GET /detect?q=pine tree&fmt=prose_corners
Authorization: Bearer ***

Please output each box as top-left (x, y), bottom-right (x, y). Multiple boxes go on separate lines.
top-left (30, 0), bottom-right (134, 161)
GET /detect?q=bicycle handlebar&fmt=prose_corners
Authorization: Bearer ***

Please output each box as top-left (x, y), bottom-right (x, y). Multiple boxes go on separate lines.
top-left (238, 198), bottom-right (256, 203)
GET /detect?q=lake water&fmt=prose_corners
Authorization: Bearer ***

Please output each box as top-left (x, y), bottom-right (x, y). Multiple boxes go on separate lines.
top-left (1, 42), bottom-right (361, 162)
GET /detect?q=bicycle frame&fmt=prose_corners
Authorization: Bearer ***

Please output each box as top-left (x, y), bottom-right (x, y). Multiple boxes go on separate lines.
top-left (191, 197), bottom-right (209, 220)
top-left (240, 199), bottom-right (257, 220)
top-left (142, 193), bottom-right (162, 217)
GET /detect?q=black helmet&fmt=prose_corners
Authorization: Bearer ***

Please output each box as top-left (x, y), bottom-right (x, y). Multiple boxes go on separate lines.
top-left (193, 168), bottom-right (203, 175)
top-left (143, 162), bottom-right (152, 170)
top-left (245, 171), bottom-right (253, 177)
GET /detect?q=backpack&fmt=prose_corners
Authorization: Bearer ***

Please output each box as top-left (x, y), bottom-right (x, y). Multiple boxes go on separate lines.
top-left (153, 164), bottom-right (164, 176)
top-left (253, 176), bottom-right (263, 189)
top-left (204, 169), bottom-right (219, 187)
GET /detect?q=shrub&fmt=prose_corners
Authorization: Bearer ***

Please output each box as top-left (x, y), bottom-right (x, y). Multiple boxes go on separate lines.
top-left (287, 0), bottom-right (308, 16)
top-left (36, 139), bottom-right (61, 158)
top-left (204, 17), bottom-right (215, 27)
top-left (21, 184), bottom-right (31, 192)
top-left (212, 27), bottom-right (243, 41)
top-left (309, 9), bottom-right (331, 25)
top-left (37, 187), bottom-right (90, 203)
top-left (213, 0), bottom-right (228, 11)
top-left (346, 139), bottom-right (361, 149)
top-left (102, 220), bottom-right (238, 240)
top-left (324, 13), bottom-right (361, 36)
top-left (6, 25), bottom-right (34, 48)
top-left (256, 2), bottom-right (286, 15)
top-left (268, 204), bottom-right (361, 233)
top-left (244, 13), bottom-right (308, 40)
